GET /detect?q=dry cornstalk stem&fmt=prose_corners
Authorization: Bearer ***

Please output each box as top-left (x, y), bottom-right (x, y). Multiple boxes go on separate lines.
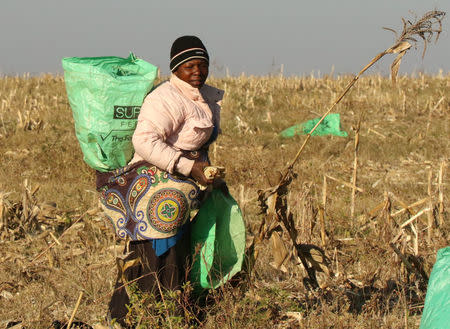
top-left (410, 222), bottom-right (419, 256)
top-left (66, 291), bottom-right (84, 329)
top-left (22, 181), bottom-right (29, 221)
top-left (239, 184), bottom-right (245, 215)
top-left (318, 207), bottom-right (326, 247)
top-left (320, 176), bottom-right (327, 247)
top-left (400, 207), bottom-right (431, 229)
top-left (391, 207), bottom-right (431, 245)
top-left (427, 169), bottom-right (433, 241)
top-left (351, 119), bottom-right (361, 218)
top-left (49, 231), bottom-right (61, 246)
top-left (368, 128), bottom-right (387, 139)
top-left (383, 191), bottom-right (392, 228)
top-left (438, 161), bottom-right (446, 226)
top-left (426, 96), bottom-right (445, 136)
top-left (391, 197), bottom-right (429, 217)
top-left (333, 247), bottom-right (339, 277)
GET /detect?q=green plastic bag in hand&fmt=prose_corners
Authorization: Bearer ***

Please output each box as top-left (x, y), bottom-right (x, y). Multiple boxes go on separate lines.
top-left (62, 53), bottom-right (158, 172)
top-left (191, 189), bottom-right (246, 290)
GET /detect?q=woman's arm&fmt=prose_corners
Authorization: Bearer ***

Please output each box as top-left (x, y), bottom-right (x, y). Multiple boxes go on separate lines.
top-left (132, 92), bottom-right (195, 176)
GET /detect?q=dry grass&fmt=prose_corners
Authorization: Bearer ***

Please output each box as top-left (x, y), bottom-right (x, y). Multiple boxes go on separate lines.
top-left (0, 72), bottom-right (449, 328)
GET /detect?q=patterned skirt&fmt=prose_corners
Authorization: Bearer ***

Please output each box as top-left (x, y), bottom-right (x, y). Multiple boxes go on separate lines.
top-left (96, 159), bottom-right (202, 241)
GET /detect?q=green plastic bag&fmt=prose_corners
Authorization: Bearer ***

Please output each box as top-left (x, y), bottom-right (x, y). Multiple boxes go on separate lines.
top-left (62, 53), bottom-right (158, 172)
top-left (190, 189), bottom-right (246, 290)
top-left (280, 113), bottom-right (348, 138)
top-left (420, 246), bottom-right (450, 329)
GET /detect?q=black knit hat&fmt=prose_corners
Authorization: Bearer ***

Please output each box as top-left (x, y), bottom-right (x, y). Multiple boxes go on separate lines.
top-left (170, 36), bottom-right (209, 72)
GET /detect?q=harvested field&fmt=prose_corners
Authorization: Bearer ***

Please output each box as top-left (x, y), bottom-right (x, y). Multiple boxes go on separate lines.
top-left (0, 73), bottom-right (449, 328)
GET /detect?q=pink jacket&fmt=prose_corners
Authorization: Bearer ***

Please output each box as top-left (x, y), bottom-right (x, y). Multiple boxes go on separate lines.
top-left (129, 74), bottom-right (224, 176)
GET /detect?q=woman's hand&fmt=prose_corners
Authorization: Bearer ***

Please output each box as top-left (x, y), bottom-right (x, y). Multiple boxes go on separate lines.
top-left (190, 160), bottom-right (213, 186)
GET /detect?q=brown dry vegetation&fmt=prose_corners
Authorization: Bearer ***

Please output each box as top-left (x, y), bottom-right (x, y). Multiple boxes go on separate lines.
top-left (0, 72), bottom-right (449, 329)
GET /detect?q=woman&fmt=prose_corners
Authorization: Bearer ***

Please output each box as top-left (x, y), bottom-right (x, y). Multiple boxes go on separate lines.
top-left (96, 36), bottom-right (224, 326)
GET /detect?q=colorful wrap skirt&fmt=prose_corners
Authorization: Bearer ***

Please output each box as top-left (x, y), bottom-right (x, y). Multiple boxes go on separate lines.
top-left (96, 159), bottom-right (202, 241)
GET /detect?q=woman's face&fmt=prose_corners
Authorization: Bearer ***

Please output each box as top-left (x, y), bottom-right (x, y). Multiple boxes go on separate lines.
top-left (174, 59), bottom-right (209, 88)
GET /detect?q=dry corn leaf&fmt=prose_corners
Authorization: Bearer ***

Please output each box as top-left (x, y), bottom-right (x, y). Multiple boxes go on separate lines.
top-left (391, 41), bottom-right (411, 85)
top-left (386, 41), bottom-right (411, 54)
top-left (266, 192), bottom-right (277, 218)
top-left (383, 11), bottom-right (445, 84)
top-left (117, 255), bottom-right (141, 283)
top-left (262, 191), bottom-right (279, 238)
top-left (270, 231), bottom-right (289, 271)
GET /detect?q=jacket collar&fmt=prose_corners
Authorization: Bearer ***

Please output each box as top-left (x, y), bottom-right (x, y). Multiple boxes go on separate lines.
top-left (170, 74), bottom-right (204, 102)
top-left (170, 74), bottom-right (224, 104)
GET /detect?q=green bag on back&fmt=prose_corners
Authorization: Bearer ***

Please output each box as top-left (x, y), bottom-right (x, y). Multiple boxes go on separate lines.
top-left (419, 246), bottom-right (450, 329)
top-left (190, 189), bottom-right (246, 290)
top-left (62, 54), bottom-right (158, 172)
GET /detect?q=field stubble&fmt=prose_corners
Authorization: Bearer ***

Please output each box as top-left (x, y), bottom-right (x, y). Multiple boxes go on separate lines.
top-left (0, 73), bottom-right (448, 328)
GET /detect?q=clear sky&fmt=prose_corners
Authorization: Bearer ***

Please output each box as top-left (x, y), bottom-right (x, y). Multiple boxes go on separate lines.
top-left (0, 0), bottom-right (448, 76)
